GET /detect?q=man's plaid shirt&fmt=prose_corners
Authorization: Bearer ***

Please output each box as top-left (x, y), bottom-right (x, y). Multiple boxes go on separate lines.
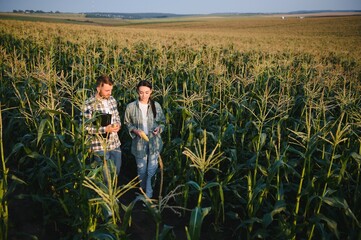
top-left (83, 95), bottom-right (121, 152)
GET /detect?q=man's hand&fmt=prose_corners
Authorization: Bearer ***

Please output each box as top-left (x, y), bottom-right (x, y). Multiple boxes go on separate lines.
top-left (106, 123), bottom-right (120, 133)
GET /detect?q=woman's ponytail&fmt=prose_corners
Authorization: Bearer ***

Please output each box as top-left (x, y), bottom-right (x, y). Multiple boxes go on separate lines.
top-left (150, 98), bottom-right (156, 119)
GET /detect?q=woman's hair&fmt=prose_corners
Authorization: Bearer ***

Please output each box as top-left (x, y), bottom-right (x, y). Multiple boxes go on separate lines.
top-left (137, 79), bottom-right (152, 90)
top-left (137, 80), bottom-right (156, 118)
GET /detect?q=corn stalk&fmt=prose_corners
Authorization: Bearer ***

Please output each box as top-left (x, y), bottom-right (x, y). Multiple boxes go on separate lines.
top-left (0, 104), bottom-right (8, 240)
top-left (183, 129), bottom-right (225, 240)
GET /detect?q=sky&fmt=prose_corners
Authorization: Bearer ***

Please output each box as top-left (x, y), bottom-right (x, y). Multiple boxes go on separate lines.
top-left (0, 0), bottom-right (360, 14)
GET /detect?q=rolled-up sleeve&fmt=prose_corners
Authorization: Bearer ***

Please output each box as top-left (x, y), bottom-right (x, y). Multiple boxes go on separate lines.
top-left (124, 102), bottom-right (137, 138)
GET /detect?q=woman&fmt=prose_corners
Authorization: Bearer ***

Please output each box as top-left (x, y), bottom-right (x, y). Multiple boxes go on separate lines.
top-left (124, 80), bottom-right (165, 198)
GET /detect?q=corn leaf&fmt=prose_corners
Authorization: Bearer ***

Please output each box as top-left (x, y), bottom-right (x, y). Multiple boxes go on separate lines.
top-left (187, 207), bottom-right (211, 240)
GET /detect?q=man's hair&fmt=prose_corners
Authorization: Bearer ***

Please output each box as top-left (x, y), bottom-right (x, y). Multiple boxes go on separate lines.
top-left (96, 75), bottom-right (114, 87)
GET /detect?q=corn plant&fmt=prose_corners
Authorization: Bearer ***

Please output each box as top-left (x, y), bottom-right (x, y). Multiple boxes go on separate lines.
top-left (83, 161), bottom-right (139, 239)
top-left (0, 104), bottom-right (8, 240)
top-left (183, 129), bottom-right (226, 240)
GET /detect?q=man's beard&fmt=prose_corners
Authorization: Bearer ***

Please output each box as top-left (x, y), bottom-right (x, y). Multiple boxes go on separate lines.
top-left (99, 92), bottom-right (109, 99)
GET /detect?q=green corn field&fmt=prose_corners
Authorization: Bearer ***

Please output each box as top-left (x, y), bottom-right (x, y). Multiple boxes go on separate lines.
top-left (1, 14), bottom-right (361, 240)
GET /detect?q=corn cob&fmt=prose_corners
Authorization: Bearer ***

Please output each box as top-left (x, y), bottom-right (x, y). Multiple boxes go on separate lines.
top-left (139, 130), bottom-right (149, 142)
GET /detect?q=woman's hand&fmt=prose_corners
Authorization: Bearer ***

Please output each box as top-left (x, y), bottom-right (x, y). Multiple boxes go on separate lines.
top-left (132, 129), bottom-right (141, 137)
top-left (133, 129), bottom-right (149, 141)
top-left (152, 127), bottom-right (160, 135)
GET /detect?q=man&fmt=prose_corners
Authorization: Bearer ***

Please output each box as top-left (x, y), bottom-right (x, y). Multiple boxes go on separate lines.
top-left (83, 75), bottom-right (122, 178)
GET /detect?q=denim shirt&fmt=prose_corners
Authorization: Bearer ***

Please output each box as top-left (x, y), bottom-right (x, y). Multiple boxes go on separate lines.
top-left (124, 99), bottom-right (165, 158)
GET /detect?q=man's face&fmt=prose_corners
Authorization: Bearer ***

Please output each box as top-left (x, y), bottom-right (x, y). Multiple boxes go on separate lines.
top-left (97, 83), bottom-right (113, 99)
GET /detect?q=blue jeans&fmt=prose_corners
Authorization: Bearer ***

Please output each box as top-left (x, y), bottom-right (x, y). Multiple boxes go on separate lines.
top-left (94, 147), bottom-right (122, 180)
top-left (135, 144), bottom-right (159, 198)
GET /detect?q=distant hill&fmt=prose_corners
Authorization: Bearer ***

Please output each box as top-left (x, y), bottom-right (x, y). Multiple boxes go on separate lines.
top-left (2, 10), bottom-right (361, 22)
top-left (84, 12), bottom-right (190, 19)
top-left (83, 10), bottom-right (361, 19)
top-left (288, 9), bottom-right (361, 14)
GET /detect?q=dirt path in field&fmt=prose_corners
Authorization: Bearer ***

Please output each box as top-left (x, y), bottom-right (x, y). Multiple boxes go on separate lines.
top-left (119, 158), bottom-right (189, 240)
top-left (7, 159), bottom-right (189, 240)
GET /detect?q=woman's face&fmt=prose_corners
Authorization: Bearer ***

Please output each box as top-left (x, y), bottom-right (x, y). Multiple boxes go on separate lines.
top-left (138, 86), bottom-right (152, 103)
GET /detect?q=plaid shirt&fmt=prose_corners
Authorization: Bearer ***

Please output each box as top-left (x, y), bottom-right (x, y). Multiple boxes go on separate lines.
top-left (83, 95), bottom-right (121, 152)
